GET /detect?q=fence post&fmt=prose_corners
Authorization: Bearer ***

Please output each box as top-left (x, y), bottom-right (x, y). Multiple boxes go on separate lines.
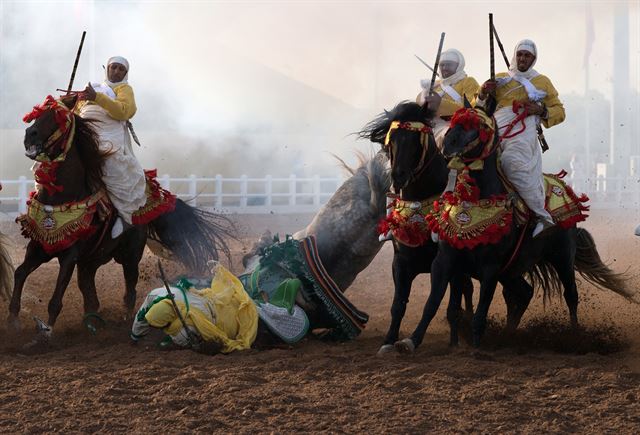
top-left (160, 174), bottom-right (170, 190)
top-left (18, 176), bottom-right (27, 214)
top-left (215, 174), bottom-right (223, 208)
top-left (289, 174), bottom-right (296, 206)
top-left (240, 175), bottom-right (248, 208)
top-left (188, 174), bottom-right (197, 206)
top-left (313, 175), bottom-right (321, 207)
top-left (265, 175), bottom-right (272, 207)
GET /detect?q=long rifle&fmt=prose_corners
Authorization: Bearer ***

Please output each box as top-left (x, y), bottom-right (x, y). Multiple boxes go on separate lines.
top-left (157, 260), bottom-right (200, 350)
top-left (429, 32), bottom-right (446, 95)
top-left (489, 14), bottom-right (495, 81)
top-left (491, 18), bottom-right (549, 152)
top-left (66, 31), bottom-right (86, 94)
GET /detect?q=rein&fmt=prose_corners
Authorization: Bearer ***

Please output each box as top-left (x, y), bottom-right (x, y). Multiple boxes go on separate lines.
top-left (498, 101), bottom-right (529, 139)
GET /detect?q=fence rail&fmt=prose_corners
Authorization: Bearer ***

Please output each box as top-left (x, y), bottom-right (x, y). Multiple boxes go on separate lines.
top-left (1, 174), bottom-right (638, 220)
top-left (0, 174), bottom-right (345, 219)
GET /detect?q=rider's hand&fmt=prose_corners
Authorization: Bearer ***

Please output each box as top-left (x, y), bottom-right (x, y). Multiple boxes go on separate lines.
top-left (523, 101), bottom-right (544, 116)
top-left (83, 83), bottom-right (96, 101)
top-left (423, 94), bottom-right (442, 111)
top-left (478, 80), bottom-right (497, 100)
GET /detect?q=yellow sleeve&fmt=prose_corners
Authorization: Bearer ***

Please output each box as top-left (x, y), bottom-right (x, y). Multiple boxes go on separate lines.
top-left (461, 77), bottom-right (480, 104)
top-left (538, 76), bottom-right (565, 128)
top-left (93, 84), bottom-right (137, 121)
top-left (437, 98), bottom-right (461, 117)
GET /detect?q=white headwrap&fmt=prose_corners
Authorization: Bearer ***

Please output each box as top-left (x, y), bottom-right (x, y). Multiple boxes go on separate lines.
top-left (439, 49), bottom-right (467, 87)
top-left (508, 39), bottom-right (538, 79)
top-left (105, 56), bottom-right (130, 88)
top-left (420, 48), bottom-right (467, 90)
top-left (500, 39), bottom-right (546, 102)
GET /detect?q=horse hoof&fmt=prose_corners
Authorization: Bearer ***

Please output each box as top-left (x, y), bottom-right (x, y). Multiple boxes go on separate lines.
top-left (83, 313), bottom-right (106, 335)
top-left (7, 314), bottom-right (22, 333)
top-left (394, 338), bottom-right (415, 354)
top-left (22, 328), bottom-right (52, 351)
top-left (377, 344), bottom-right (395, 356)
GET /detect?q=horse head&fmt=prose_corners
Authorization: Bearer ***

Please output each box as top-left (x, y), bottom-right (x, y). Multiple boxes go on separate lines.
top-left (359, 101), bottom-right (435, 192)
top-left (23, 95), bottom-right (78, 162)
top-left (442, 105), bottom-right (497, 165)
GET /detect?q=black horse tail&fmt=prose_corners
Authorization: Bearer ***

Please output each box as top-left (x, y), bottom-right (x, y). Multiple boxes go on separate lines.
top-left (574, 228), bottom-right (638, 303)
top-left (0, 232), bottom-right (14, 302)
top-left (147, 199), bottom-right (236, 274)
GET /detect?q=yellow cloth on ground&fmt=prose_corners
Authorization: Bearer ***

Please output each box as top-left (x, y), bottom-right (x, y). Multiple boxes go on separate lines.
top-left (145, 265), bottom-right (258, 353)
top-left (490, 72), bottom-right (565, 128)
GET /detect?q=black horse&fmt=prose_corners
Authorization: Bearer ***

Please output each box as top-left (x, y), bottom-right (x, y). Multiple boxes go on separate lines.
top-left (359, 102), bottom-right (476, 353)
top-left (400, 101), bottom-right (634, 351)
top-left (9, 95), bottom-right (233, 343)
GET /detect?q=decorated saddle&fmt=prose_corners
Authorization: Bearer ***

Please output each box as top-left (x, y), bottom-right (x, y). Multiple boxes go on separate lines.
top-left (17, 169), bottom-right (176, 254)
top-left (426, 168), bottom-right (589, 250)
top-left (238, 235), bottom-right (369, 342)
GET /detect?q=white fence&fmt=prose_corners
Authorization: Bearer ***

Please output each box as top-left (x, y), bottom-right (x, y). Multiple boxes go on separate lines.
top-left (0, 174), bottom-right (345, 219)
top-left (1, 173), bottom-right (639, 220)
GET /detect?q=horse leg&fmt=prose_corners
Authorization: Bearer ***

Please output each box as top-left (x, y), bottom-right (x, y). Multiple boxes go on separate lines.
top-left (461, 274), bottom-right (474, 320)
top-left (122, 260), bottom-right (140, 319)
top-left (396, 250), bottom-right (454, 353)
top-left (446, 273), bottom-right (466, 346)
top-left (501, 276), bottom-right (533, 332)
top-left (77, 264), bottom-right (100, 315)
top-left (379, 252), bottom-right (419, 355)
top-left (472, 271), bottom-right (500, 348)
top-left (115, 230), bottom-right (145, 319)
top-left (46, 250), bottom-right (79, 328)
top-left (547, 233), bottom-right (579, 328)
top-left (8, 241), bottom-right (51, 332)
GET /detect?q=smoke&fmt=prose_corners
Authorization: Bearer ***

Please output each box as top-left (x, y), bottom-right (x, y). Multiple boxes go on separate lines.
top-left (1, 1), bottom-right (638, 183)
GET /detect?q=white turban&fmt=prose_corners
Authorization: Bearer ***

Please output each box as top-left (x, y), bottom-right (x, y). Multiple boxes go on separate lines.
top-left (420, 48), bottom-right (468, 90)
top-left (509, 39), bottom-right (538, 79)
top-left (105, 56), bottom-right (130, 87)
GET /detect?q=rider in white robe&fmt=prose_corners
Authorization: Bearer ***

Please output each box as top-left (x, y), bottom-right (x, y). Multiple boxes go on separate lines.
top-left (78, 56), bottom-right (147, 238)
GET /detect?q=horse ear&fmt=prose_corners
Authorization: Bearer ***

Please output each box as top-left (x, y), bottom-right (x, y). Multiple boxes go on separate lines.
top-left (60, 94), bottom-right (78, 110)
top-left (463, 94), bottom-right (472, 109)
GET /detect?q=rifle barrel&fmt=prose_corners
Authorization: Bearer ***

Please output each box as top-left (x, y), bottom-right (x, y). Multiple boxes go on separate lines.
top-left (489, 14), bottom-right (495, 80)
top-left (66, 31), bottom-right (87, 95)
top-left (429, 32), bottom-right (446, 95)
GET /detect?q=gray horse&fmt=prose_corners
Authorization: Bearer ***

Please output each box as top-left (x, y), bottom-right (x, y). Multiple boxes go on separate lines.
top-left (244, 151), bottom-right (390, 290)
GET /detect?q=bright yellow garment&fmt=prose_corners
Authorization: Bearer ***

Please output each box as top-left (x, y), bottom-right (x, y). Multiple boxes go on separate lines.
top-left (92, 84), bottom-right (137, 121)
top-left (416, 77), bottom-right (480, 117)
top-left (145, 265), bottom-right (258, 353)
top-left (491, 72), bottom-right (565, 128)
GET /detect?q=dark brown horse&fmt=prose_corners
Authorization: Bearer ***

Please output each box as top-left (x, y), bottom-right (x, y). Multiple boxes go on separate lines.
top-left (9, 95), bottom-right (234, 343)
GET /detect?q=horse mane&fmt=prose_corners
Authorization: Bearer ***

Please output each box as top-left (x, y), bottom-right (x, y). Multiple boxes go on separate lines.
top-left (73, 115), bottom-right (110, 193)
top-left (357, 101), bottom-right (436, 145)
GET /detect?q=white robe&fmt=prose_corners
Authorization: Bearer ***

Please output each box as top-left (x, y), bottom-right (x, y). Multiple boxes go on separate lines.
top-left (496, 107), bottom-right (552, 223)
top-left (78, 102), bottom-right (147, 224)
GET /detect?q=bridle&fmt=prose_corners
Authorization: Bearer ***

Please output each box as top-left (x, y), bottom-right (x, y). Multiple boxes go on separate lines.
top-left (383, 120), bottom-right (438, 187)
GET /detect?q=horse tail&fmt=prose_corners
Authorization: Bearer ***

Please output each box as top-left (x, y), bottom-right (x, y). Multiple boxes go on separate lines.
top-left (148, 199), bottom-right (236, 273)
top-left (574, 227), bottom-right (638, 303)
top-left (0, 232), bottom-right (15, 303)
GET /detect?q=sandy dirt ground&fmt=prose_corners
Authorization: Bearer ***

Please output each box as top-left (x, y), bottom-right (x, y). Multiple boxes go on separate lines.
top-left (0, 210), bottom-right (639, 433)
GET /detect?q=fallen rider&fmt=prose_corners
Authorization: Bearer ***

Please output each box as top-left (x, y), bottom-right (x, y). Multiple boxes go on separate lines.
top-left (130, 235), bottom-right (369, 354)
top-left (130, 263), bottom-right (260, 354)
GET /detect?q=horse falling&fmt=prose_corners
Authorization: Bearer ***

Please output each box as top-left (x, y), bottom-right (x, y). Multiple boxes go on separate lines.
top-left (9, 95), bottom-right (234, 343)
